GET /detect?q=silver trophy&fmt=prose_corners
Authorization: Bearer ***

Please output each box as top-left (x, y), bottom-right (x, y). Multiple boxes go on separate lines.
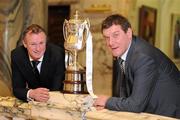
top-left (63, 11), bottom-right (90, 94)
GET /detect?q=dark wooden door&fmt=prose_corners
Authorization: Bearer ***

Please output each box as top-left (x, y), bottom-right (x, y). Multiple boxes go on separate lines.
top-left (48, 5), bottom-right (70, 47)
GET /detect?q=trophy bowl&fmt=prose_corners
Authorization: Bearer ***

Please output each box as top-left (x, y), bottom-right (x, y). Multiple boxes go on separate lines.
top-left (63, 11), bottom-right (90, 94)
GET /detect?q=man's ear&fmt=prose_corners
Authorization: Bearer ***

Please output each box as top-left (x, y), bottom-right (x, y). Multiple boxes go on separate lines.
top-left (23, 40), bottom-right (27, 48)
top-left (126, 28), bottom-right (132, 39)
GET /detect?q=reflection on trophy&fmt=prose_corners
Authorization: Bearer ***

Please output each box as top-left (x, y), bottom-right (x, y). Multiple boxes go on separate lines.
top-left (63, 11), bottom-right (90, 94)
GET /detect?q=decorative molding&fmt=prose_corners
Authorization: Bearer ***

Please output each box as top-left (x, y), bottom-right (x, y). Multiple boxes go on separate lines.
top-left (48, 0), bottom-right (79, 5)
top-left (84, 4), bottom-right (111, 13)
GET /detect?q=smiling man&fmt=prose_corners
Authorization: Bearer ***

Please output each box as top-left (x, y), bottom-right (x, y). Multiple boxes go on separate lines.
top-left (93, 14), bottom-right (180, 119)
top-left (11, 24), bottom-right (65, 102)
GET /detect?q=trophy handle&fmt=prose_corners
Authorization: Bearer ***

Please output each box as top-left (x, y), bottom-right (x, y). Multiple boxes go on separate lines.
top-left (63, 19), bottom-right (68, 41)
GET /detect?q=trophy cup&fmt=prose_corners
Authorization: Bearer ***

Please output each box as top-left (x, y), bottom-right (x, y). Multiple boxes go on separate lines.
top-left (63, 11), bottom-right (90, 94)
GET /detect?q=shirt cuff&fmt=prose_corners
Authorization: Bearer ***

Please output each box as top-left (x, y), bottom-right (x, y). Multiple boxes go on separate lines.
top-left (27, 89), bottom-right (34, 101)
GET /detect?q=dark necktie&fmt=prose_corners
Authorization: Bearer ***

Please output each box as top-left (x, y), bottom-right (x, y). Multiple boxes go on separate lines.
top-left (115, 58), bottom-right (127, 97)
top-left (32, 60), bottom-right (40, 81)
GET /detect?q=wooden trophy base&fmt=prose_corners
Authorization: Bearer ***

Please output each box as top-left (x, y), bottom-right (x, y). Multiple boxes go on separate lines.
top-left (63, 70), bottom-right (88, 94)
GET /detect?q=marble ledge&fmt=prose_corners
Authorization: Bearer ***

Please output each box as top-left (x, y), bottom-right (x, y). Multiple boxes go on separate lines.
top-left (0, 92), bottom-right (93, 120)
top-left (0, 92), bottom-right (178, 120)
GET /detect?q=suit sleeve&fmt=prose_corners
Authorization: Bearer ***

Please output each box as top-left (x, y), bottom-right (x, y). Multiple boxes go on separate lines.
top-left (105, 54), bottom-right (158, 112)
top-left (11, 51), bottom-right (29, 102)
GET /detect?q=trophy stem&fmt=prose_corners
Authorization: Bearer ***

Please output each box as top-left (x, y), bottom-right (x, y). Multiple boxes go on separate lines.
top-left (72, 50), bottom-right (84, 71)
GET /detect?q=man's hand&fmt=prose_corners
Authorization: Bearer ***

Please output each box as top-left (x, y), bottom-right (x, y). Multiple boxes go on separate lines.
top-left (29, 88), bottom-right (49, 102)
top-left (93, 95), bottom-right (109, 110)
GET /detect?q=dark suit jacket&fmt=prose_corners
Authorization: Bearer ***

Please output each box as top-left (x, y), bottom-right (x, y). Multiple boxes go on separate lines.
top-left (11, 43), bottom-right (65, 102)
top-left (107, 36), bottom-right (180, 118)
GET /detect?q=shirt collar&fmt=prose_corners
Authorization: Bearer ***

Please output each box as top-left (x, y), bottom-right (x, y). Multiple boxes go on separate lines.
top-left (119, 41), bottom-right (132, 61)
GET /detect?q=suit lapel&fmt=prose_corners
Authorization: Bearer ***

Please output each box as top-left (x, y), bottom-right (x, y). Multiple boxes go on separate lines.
top-left (125, 36), bottom-right (136, 74)
top-left (17, 47), bottom-right (39, 85)
top-left (124, 36), bottom-right (137, 96)
top-left (39, 46), bottom-right (50, 82)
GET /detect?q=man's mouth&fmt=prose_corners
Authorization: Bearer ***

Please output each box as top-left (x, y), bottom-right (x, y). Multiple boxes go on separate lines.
top-left (111, 46), bottom-right (118, 50)
top-left (34, 52), bottom-right (40, 55)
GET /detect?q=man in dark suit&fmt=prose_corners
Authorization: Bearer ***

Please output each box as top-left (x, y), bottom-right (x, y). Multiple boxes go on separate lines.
top-left (93, 14), bottom-right (180, 118)
top-left (11, 24), bottom-right (65, 102)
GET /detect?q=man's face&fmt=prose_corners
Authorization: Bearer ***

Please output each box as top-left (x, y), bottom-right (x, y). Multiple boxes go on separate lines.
top-left (23, 32), bottom-right (46, 60)
top-left (102, 24), bottom-right (132, 57)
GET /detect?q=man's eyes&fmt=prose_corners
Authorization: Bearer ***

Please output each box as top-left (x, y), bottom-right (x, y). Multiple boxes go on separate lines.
top-left (29, 42), bottom-right (45, 46)
top-left (39, 42), bottom-right (45, 45)
top-left (30, 43), bottom-right (36, 46)
top-left (104, 33), bottom-right (120, 40)
top-left (112, 34), bottom-right (119, 38)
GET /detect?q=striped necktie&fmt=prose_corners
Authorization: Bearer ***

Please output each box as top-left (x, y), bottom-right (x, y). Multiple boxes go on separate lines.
top-left (32, 60), bottom-right (40, 81)
top-left (115, 58), bottom-right (127, 97)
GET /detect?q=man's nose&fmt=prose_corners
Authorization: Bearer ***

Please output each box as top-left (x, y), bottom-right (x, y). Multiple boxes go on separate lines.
top-left (35, 44), bottom-right (41, 50)
top-left (109, 37), bottom-right (113, 46)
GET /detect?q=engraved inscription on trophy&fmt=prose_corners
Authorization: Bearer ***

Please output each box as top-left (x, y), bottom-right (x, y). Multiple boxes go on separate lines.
top-left (63, 11), bottom-right (90, 94)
